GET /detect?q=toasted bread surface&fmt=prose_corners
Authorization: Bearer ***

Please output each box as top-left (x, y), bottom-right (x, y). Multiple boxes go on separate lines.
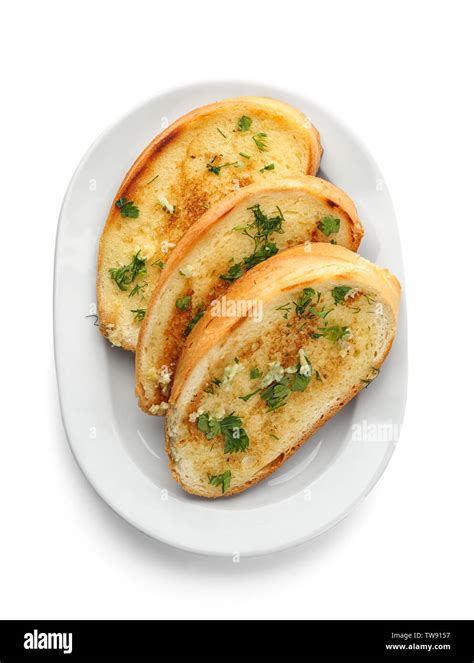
top-left (136, 176), bottom-right (363, 414)
top-left (166, 244), bottom-right (400, 497)
top-left (97, 97), bottom-right (322, 350)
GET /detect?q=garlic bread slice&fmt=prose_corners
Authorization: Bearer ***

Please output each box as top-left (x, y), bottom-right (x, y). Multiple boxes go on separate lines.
top-left (166, 244), bottom-right (400, 497)
top-left (136, 176), bottom-right (363, 414)
top-left (97, 97), bottom-right (322, 350)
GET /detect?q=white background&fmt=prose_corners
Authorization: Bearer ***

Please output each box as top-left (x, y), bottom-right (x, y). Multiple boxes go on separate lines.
top-left (1, 0), bottom-right (473, 620)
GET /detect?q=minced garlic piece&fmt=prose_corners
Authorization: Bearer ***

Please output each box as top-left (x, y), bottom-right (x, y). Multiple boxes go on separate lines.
top-left (149, 402), bottom-right (169, 415)
top-left (158, 195), bottom-right (175, 214)
top-left (298, 349), bottom-right (312, 376)
top-left (344, 287), bottom-right (361, 301)
top-left (260, 361), bottom-right (285, 388)
top-left (338, 328), bottom-right (353, 358)
top-left (189, 407), bottom-right (204, 423)
top-left (210, 405), bottom-right (226, 420)
top-left (221, 362), bottom-right (243, 389)
top-left (158, 365), bottom-right (172, 386)
top-left (160, 240), bottom-right (176, 254)
top-left (146, 367), bottom-right (159, 382)
top-left (136, 242), bottom-right (156, 260)
top-left (180, 264), bottom-right (195, 278)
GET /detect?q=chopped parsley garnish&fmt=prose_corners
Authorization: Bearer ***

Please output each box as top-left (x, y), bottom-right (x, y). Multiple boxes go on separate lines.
top-left (197, 413), bottom-right (249, 453)
top-left (224, 428), bottom-right (249, 454)
top-left (290, 372), bottom-right (311, 392)
top-left (260, 163), bottom-right (275, 173)
top-left (243, 242), bottom-right (279, 269)
top-left (198, 413), bottom-right (221, 439)
top-left (252, 132), bottom-right (268, 152)
top-left (131, 308), bottom-right (146, 321)
top-left (318, 216), bottom-right (340, 237)
top-left (314, 308), bottom-right (333, 319)
top-left (206, 157), bottom-right (239, 175)
top-left (364, 294), bottom-right (376, 305)
top-left (233, 349), bottom-right (314, 411)
top-left (276, 302), bottom-right (291, 319)
top-left (208, 470), bottom-right (232, 493)
top-left (292, 350), bottom-right (313, 391)
top-left (260, 381), bottom-right (290, 411)
top-left (129, 282), bottom-right (147, 298)
top-left (109, 251), bottom-right (147, 291)
top-left (281, 289), bottom-right (333, 326)
top-left (260, 351), bottom-right (313, 411)
top-left (217, 128), bottom-right (227, 138)
top-left (204, 378), bottom-right (221, 393)
top-left (204, 378), bottom-right (222, 394)
top-left (206, 159), bottom-right (221, 175)
top-left (239, 152), bottom-right (250, 159)
top-left (332, 286), bottom-right (352, 305)
top-left (237, 115), bottom-right (252, 132)
top-left (310, 325), bottom-right (349, 343)
top-left (250, 367), bottom-right (262, 379)
top-left (184, 306), bottom-right (205, 336)
top-left (152, 259), bottom-right (165, 269)
top-left (219, 204), bottom-right (284, 281)
top-left (175, 295), bottom-right (192, 311)
top-left (239, 388), bottom-right (261, 402)
top-left (115, 197), bottom-right (139, 218)
top-left (219, 263), bottom-right (244, 282)
top-left (361, 366), bottom-right (380, 387)
top-left (294, 287), bottom-right (317, 318)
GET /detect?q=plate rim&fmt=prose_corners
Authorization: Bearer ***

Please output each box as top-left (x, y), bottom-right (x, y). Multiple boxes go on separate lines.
top-left (54, 79), bottom-right (407, 557)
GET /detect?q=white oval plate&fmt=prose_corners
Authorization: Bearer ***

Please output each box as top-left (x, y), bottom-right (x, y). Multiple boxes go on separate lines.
top-left (54, 81), bottom-right (407, 557)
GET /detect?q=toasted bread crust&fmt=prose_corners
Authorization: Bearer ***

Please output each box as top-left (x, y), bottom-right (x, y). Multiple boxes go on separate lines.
top-left (97, 97), bottom-right (322, 351)
top-left (166, 244), bottom-right (400, 497)
top-left (135, 176), bottom-right (364, 413)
